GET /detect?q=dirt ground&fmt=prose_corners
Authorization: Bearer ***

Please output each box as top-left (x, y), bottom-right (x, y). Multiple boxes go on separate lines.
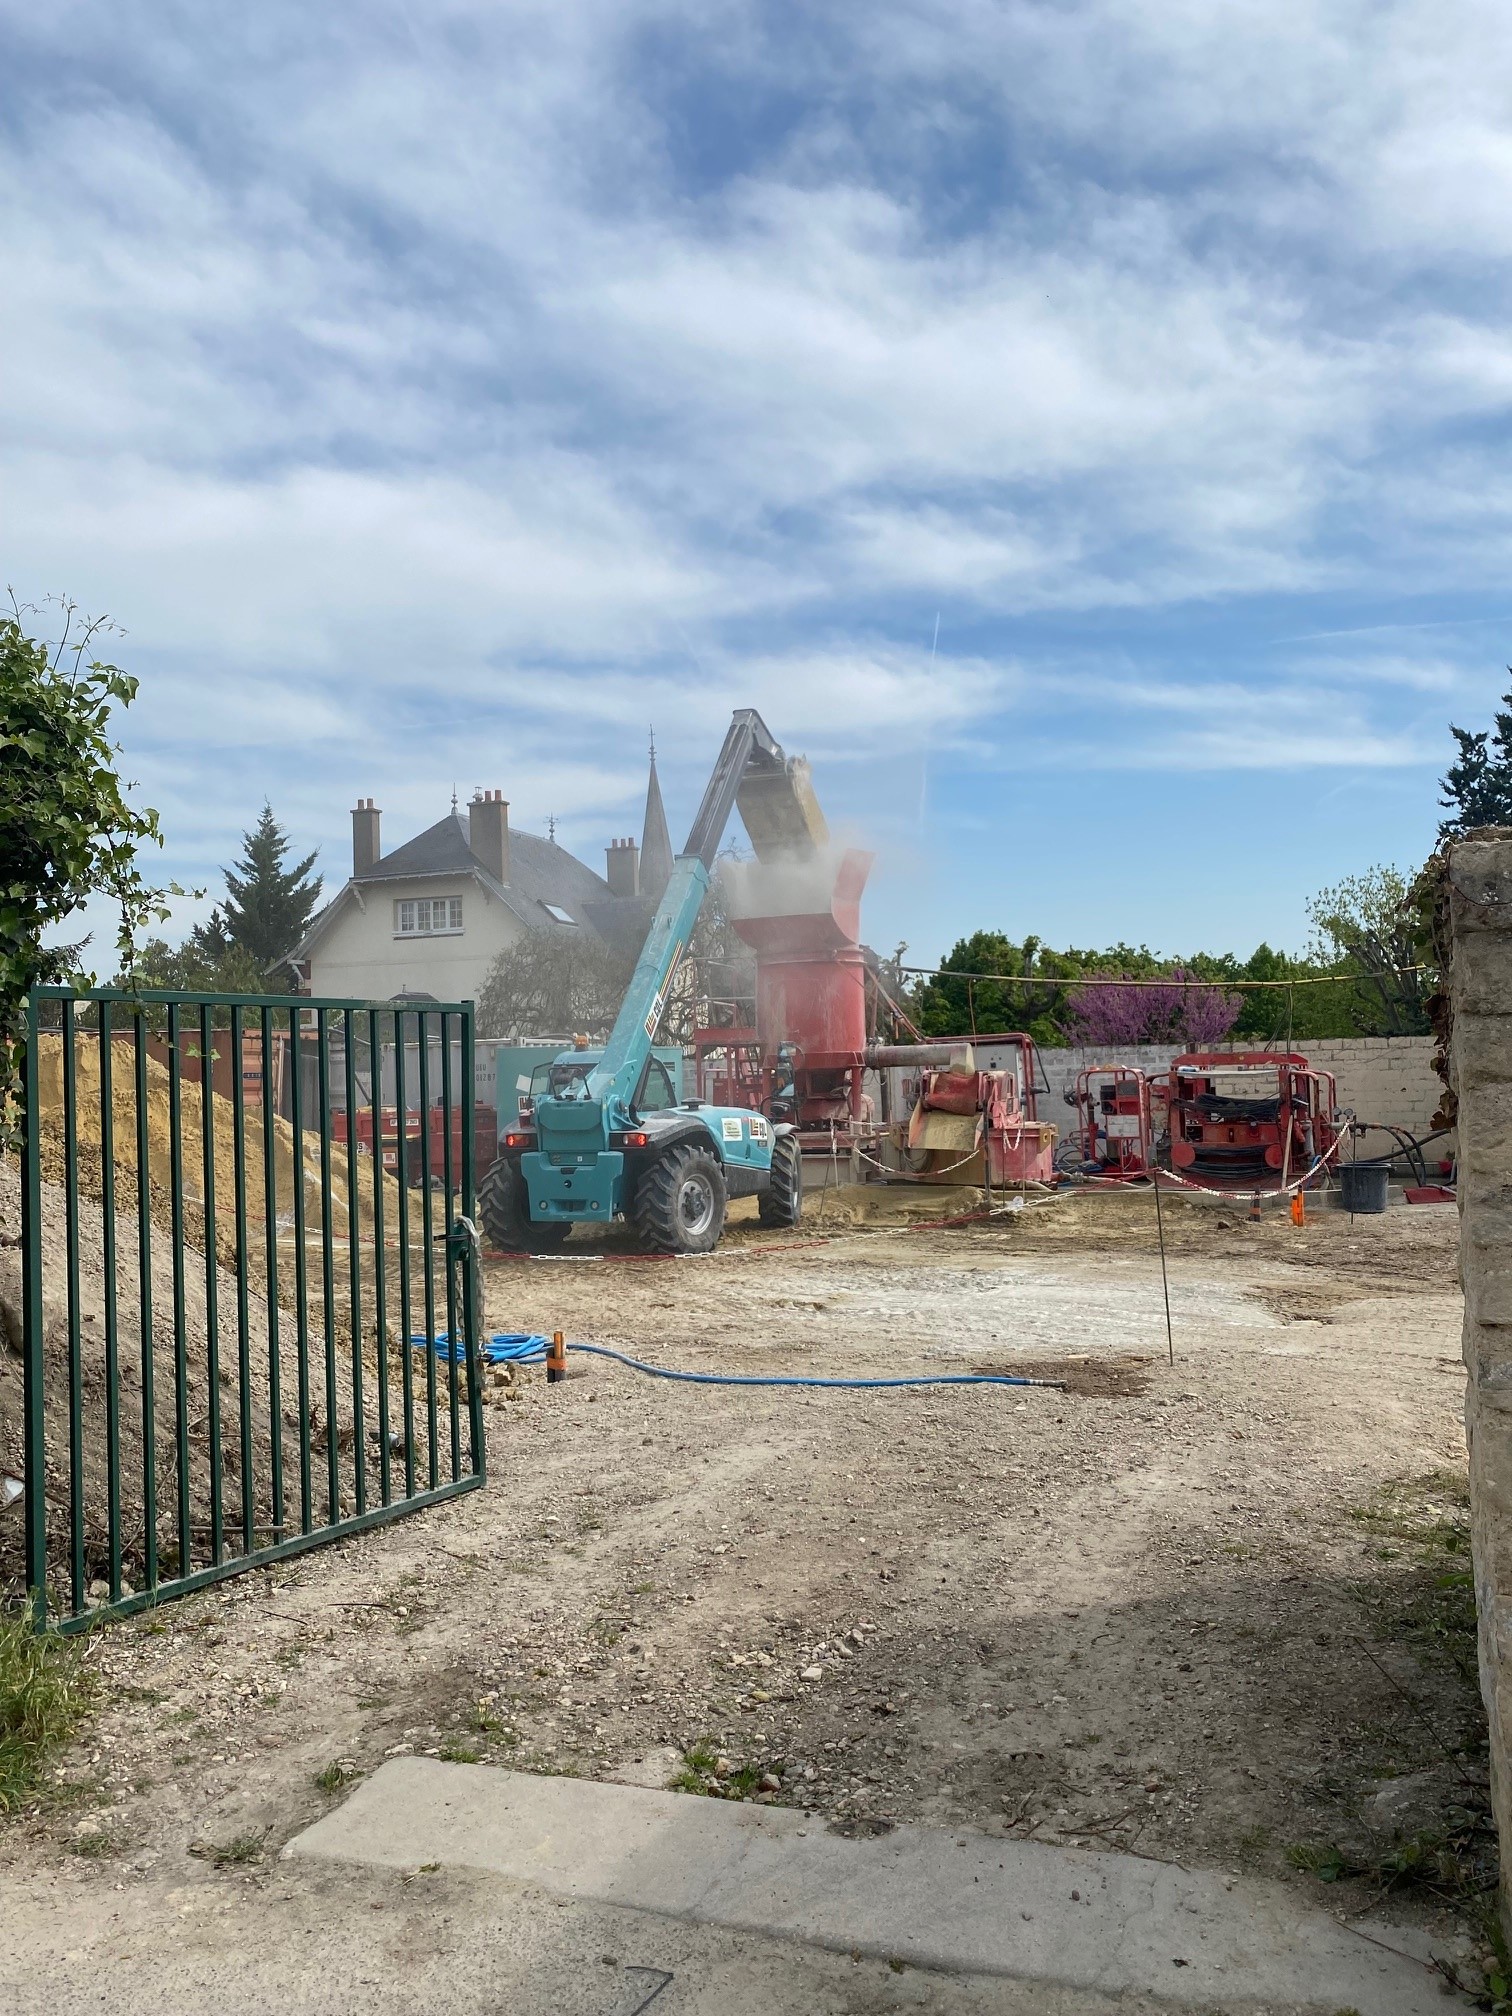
top-left (0, 1186), bottom-right (1487, 1986)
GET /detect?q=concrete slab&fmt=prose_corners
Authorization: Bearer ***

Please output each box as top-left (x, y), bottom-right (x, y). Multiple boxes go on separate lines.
top-left (0, 1856), bottom-right (1173, 2016)
top-left (287, 1759), bottom-right (1446, 2014)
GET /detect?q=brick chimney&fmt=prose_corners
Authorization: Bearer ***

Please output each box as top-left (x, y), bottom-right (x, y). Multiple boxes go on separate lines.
top-left (606, 836), bottom-right (640, 898)
top-left (351, 798), bottom-right (381, 877)
top-left (469, 790), bottom-right (510, 885)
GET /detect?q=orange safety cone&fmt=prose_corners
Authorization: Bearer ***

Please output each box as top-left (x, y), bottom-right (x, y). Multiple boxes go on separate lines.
top-left (1290, 1191), bottom-right (1306, 1228)
top-left (546, 1331), bottom-right (567, 1384)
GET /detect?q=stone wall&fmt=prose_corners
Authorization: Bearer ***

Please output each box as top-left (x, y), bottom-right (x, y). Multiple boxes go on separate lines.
top-left (1446, 834), bottom-right (1512, 1923)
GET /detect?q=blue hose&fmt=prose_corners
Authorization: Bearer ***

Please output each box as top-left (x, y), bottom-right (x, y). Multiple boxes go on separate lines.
top-left (413, 1331), bottom-right (549, 1365)
top-left (566, 1342), bottom-right (1064, 1390)
top-left (414, 1332), bottom-right (1064, 1390)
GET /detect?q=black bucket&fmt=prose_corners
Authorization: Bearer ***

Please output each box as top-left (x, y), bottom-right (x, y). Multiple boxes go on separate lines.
top-left (1339, 1161), bottom-right (1390, 1214)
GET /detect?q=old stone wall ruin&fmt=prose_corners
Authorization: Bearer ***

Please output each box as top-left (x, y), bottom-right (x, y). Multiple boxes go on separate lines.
top-left (1446, 833), bottom-right (1512, 1919)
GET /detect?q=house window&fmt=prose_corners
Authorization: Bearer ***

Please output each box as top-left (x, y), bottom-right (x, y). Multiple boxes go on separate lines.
top-left (395, 897), bottom-right (463, 937)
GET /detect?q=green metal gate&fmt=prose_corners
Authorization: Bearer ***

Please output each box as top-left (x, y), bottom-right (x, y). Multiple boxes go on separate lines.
top-left (8, 988), bottom-right (486, 1633)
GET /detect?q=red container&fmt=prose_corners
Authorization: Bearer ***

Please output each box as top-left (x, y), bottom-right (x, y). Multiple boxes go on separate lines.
top-left (733, 849), bottom-right (873, 1065)
top-left (333, 1104), bottom-right (496, 1186)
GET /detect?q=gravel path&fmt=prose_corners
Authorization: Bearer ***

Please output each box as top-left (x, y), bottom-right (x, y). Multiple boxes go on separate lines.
top-left (0, 1191), bottom-right (1480, 1982)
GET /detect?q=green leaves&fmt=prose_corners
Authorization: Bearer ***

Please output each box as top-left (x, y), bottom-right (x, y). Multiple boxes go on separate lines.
top-left (1306, 865), bottom-right (1432, 1037)
top-left (1, 603), bottom-right (169, 1141)
top-left (1440, 673), bottom-right (1512, 838)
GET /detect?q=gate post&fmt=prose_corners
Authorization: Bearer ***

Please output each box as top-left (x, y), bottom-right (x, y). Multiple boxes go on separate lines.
top-left (1444, 830), bottom-right (1512, 1929)
top-left (20, 993), bottom-right (47, 1629)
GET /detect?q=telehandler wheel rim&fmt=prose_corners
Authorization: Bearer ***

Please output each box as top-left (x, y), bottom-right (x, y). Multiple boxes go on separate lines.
top-left (676, 1170), bottom-right (718, 1239)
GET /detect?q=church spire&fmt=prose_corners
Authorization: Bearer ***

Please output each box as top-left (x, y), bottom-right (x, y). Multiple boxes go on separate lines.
top-left (639, 729), bottom-right (674, 902)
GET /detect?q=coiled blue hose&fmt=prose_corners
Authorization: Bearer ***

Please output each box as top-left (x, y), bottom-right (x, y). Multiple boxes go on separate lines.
top-left (413, 1331), bottom-right (548, 1365)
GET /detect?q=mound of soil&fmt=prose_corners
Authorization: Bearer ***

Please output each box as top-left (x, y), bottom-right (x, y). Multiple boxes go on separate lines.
top-left (0, 1153), bottom-right (440, 1609)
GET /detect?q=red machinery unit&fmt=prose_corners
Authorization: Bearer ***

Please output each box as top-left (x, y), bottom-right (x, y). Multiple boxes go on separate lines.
top-left (1166, 1052), bottom-right (1338, 1189)
top-left (1075, 1066), bottom-right (1154, 1178)
top-left (900, 1042), bottom-right (1056, 1185)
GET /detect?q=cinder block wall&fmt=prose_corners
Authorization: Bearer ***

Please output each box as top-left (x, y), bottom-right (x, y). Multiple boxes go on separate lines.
top-left (1445, 834), bottom-right (1512, 1924)
top-left (1032, 1035), bottom-right (1449, 1151)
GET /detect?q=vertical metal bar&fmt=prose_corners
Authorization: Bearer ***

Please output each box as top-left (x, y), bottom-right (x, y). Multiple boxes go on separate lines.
top-left (394, 1020), bottom-right (415, 1498)
top-left (343, 1009), bottom-right (367, 1516)
top-left (231, 1005), bottom-right (254, 1555)
top-left (440, 1013), bottom-right (460, 1484)
top-left (98, 1005), bottom-right (123, 1601)
top-left (316, 1012), bottom-right (340, 1527)
top-left (261, 1007), bottom-right (284, 1542)
top-left (61, 1000), bottom-right (85, 1614)
top-left (417, 1014), bottom-right (438, 1492)
top-left (199, 1002), bottom-right (223, 1565)
top-left (21, 992), bottom-right (48, 1628)
top-left (134, 1016), bottom-right (158, 1594)
top-left (167, 1004), bottom-right (192, 1580)
top-left (289, 1003), bottom-right (312, 1535)
top-left (1152, 1171), bottom-right (1175, 1368)
top-left (369, 1008), bottom-right (391, 1507)
top-left (460, 1002), bottom-right (485, 1483)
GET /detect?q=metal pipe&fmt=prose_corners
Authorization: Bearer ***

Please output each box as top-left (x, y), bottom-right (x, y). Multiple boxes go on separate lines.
top-left (864, 1043), bottom-right (975, 1069)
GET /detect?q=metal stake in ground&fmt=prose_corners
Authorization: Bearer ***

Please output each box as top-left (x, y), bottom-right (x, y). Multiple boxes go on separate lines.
top-left (1151, 1172), bottom-right (1175, 1367)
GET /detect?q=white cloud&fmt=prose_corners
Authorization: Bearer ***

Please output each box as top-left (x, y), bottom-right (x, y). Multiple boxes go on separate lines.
top-left (4, 0), bottom-right (1509, 936)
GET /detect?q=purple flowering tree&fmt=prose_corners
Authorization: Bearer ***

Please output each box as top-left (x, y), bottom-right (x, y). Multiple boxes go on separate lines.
top-left (1062, 969), bottom-right (1242, 1049)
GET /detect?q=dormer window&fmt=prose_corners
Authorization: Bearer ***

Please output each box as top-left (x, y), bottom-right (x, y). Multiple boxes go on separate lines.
top-left (395, 897), bottom-right (463, 937)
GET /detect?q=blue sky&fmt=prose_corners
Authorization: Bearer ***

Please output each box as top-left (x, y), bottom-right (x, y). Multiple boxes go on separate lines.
top-left (5, 0), bottom-right (1511, 969)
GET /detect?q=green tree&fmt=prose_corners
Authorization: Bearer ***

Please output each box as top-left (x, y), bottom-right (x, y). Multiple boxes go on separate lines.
top-left (120, 935), bottom-right (267, 1000)
top-left (1, 601), bottom-right (169, 1138)
top-left (913, 933), bottom-right (1101, 1045)
top-left (912, 929), bottom-right (1389, 1049)
top-left (1183, 943), bottom-right (1359, 1043)
top-left (1440, 675), bottom-right (1512, 836)
top-left (200, 803), bottom-right (322, 986)
top-left (1306, 866), bottom-right (1432, 1036)
top-left (477, 928), bottom-right (637, 1039)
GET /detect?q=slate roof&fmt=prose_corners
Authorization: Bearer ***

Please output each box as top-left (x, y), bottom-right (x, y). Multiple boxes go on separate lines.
top-left (291, 737), bottom-right (691, 974)
top-left (293, 812), bottom-right (656, 959)
top-left (362, 813), bottom-right (619, 927)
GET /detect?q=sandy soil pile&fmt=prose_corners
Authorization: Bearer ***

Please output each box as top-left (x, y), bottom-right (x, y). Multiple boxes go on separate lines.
top-left (31, 1035), bottom-right (403, 1249)
top-left (0, 1151), bottom-right (452, 1607)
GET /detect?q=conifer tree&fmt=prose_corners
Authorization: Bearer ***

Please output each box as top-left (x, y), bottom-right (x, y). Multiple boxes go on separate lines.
top-left (1440, 675), bottom-right (1512, 835)
top-left (194, 803), bottom-right (321, 985)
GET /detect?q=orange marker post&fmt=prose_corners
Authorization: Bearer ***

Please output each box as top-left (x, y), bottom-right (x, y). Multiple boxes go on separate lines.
top-left (546, 1331), bottom-right (567, 1384)
top-left (1290, 1191), bottom-right (1306, 1228)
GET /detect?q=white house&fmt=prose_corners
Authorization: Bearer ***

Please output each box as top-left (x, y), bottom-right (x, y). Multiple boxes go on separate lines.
top-left (291, 757), bottom-right (674, 1003)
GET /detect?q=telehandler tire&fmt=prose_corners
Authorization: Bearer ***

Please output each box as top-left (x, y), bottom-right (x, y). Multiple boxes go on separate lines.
top-left (635, 1142), bottom-right (727, 1254)
top-left (478, 1157), bottom-right (570, 1253)
top-left (757, 1133), bottom-right (803, 1227)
